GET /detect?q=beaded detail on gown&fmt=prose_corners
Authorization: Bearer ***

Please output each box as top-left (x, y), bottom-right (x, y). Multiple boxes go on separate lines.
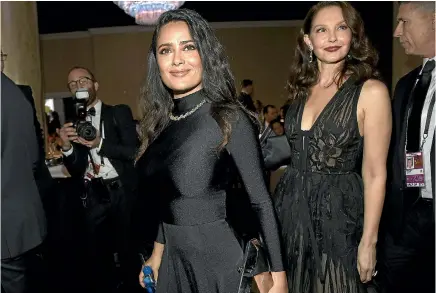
top-left (273, 78), bottom-right (367, 293)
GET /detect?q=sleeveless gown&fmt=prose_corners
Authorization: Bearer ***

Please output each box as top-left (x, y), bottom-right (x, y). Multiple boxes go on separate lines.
top-left (137, 89), bottom-right (284, 293)
top-left (274, 78), bottom-right (367, 293)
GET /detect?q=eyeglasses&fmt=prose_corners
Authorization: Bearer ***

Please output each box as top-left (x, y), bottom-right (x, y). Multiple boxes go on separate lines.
top-left (68, 77), bottom-right (93, 90)
top-left (1, 52), bottom-right (7, 62)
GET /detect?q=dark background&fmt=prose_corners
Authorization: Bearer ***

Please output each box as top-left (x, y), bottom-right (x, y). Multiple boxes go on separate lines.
top-left (37, 1), bottom-right (394, 89)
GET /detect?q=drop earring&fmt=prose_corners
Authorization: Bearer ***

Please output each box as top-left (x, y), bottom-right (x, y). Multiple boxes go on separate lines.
top-left (309, 49), bottom-right (313, 63)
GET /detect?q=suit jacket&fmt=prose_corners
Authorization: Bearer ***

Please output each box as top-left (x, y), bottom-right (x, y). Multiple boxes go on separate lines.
top-left (63, 103), bottom-right (138, 192)
top-left (1, 73), bottom-right (47, 259)
top-left (384, 65), bottom-right (435, 238)
top-left (17, 85), bottom-right (54, 201)
top-left (238, 92), bottom-right (256, 112)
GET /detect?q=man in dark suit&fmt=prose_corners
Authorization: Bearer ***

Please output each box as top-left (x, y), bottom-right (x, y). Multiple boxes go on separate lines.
top-left (259, 105), bottom-right (279, 146)
top-left (1, 73), bottom-right (48, 293)
top-left (17, 84), bottom-right (55, 291)
top-left (238, 79), bottom-right (257, 112)
top-left (380, 2), bottom-right (435, 293)
top-left (58, 66), bottom-right (139, 292)
top-left (17, 85), bottom-right (55, 201)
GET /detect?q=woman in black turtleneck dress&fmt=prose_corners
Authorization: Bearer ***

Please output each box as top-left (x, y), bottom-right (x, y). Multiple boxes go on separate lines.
top-left (135, 9), bottom-right (287, 293)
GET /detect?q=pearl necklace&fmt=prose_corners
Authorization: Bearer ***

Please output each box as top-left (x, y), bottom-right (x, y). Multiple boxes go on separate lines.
top-left (169, 99), bottom-right (206, 121)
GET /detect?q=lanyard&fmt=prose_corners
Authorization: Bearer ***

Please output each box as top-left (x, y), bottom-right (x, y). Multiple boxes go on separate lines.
top-left (420, 92), bottom-right (435, 150)
top-left (405, 89), bottom-right (435, 152)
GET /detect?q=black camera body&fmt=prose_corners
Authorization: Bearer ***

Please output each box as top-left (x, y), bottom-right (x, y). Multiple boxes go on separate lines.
top-left (73, 89), bottom-right (97, 141)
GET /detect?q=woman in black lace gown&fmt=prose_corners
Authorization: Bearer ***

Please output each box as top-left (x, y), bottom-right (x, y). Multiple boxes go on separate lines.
top-left (135, 9), bottom-right (287, 293)
top-left (273, 2), bottom-right (392, 292)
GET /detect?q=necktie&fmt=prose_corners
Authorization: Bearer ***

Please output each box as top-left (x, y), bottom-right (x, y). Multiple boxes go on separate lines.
top-left (87, 107), bottom-right (96, 117)
top-left (406, 60), bottom-right (435, 152)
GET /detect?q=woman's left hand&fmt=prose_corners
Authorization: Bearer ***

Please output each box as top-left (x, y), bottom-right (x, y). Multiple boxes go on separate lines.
top-left (357, 240), bottom-right (377, 283)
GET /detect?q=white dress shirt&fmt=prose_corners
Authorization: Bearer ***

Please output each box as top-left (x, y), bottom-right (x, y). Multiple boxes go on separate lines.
top-left (63, 100), bottom-right (119, 180)
top-left (419, 57), bottom-right (435, 199)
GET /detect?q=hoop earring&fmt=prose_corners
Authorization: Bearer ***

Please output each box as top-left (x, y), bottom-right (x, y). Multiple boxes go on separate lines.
top-left (309, 49), bottom-right (313, 63)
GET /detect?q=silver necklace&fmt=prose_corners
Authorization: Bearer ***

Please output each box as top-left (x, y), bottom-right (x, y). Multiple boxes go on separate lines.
top-left (169, 99), bottom-right (206, 121)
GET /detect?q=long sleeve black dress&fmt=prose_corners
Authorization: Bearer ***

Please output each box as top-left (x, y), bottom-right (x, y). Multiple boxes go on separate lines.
top-left (137, 89), bottom-right (284, 293)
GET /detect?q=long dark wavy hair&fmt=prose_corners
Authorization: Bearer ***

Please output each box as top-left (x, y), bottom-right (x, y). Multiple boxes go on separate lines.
top-left (136, 9), bottom-right (254, 161)
top-left (287, 1), bottom-right (381, 101)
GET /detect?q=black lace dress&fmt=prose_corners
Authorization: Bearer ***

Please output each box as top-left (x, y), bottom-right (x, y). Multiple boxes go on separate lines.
top-left (274, 78), bottom-right (367, 293)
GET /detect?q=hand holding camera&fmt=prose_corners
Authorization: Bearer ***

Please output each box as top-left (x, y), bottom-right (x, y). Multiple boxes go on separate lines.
top-left (77, 133), bottom-right (101, 149)
top-left (57, 123), bottom-right (101, 150)
top-left (57, 122), bottom-right (78, 151)
top-left (58, 88), bottom-right (100, 151)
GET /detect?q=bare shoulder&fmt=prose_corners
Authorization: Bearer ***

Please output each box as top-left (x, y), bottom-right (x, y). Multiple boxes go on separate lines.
top-left (356, 79), bottom-right (391, 135)
top-left (359, 79), bottom-right (391, 107)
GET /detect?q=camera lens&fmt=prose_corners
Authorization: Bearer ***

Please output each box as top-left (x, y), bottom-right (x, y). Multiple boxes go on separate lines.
top-left (76, 121), bottom-right (97, 141)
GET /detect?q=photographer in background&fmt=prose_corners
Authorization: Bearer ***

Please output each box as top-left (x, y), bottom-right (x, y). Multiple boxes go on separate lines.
top-left (58, 66), bottom-right (138, 293)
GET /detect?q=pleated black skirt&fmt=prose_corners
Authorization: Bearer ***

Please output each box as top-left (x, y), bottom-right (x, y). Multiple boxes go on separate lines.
top-left (156, 219), bottom-right (244, 293)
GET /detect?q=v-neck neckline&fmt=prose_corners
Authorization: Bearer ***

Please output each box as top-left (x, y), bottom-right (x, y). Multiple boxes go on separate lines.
top-left (299, 77), bottom-right (353, 133)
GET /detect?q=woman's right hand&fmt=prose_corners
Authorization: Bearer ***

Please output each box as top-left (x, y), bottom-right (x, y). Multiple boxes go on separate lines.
top-left (139, 257), bottom-right (160, 288)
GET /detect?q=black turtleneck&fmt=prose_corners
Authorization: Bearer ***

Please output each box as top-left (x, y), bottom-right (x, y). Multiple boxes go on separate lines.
top-left (172, 89), bottom-right (206, 116)
top-left (138, 89), bottom-right (284, 272)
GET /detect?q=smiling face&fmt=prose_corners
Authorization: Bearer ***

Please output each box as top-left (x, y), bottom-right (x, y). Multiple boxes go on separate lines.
top-left (304, 5), bottom-right (352, 64)
top-left (67, 68), bottom-right (99, 106)
top-left (156, 21), bottom-right (203, 98)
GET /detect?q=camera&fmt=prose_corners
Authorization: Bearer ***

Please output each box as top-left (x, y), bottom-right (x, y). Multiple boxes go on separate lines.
top-left (73, 88), bottom-right (97, 141)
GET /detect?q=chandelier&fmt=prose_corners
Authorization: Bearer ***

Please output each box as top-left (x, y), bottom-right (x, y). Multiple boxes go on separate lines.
top-left (113, 1), bottom-right (185, 25)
